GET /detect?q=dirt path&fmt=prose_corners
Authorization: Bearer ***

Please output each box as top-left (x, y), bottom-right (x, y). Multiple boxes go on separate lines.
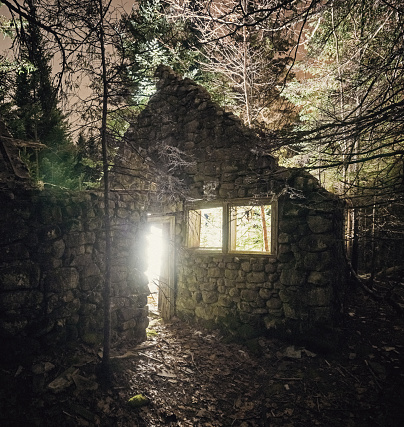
top-left (1, 289), bottom-right (403, 426)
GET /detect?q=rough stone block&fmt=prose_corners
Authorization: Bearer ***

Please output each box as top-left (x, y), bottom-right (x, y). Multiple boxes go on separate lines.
top-left (259, 288), bottom-right (273, 299)
top-left (119, 319), bottom-right (136, 331)
top-left (261, 281), bottom-right (274, 289)
top-left (2, 243), bottom-right (30, 262)
top-left (0, 264), bottom-right (40, 291)
top-left (307, 215), bottom-right (333, 234)
top-left (195, 305), bottom-right (214, 320)
top-left (0, 290), bottom-right (43, 311)
top-left (45, 268), bottom-right (79, 292)
top-left (298, 234), bottom-right (333, 252)
top-left (278, 244), bottom-right (292, 254)
top-left (217, 295), bottom-right (233, 307)
top-left (49, 298), bottom-right (81, 319)
top-left (282, 204), bottom-right (307, 218)
top-left (278, 232), bottom-right (291, 244)
top-left (303, 252), bottom-right (332, 271)
top-left (79, 303), bottom-right (98, 317)
top-left (225, 269), bottom-right (238, 280)
top-left (251, 261), bottom-right (265, 272)
top-left (240, 289), bottom-right (258, 302)
top-left (265, 263), bottom-right (277, 274)
top-left (280, 269), bottom-right (306, 287)
top-left (246, 272), bottom-right (265, 283)
top-left (202, 291), bottom-right (218, 304)
top-left (279, 218), bottom-right (300, 233)
top-left (228, 287), bottom-right (240, 298)
top-left (237, 301), bottom-right (253, 313)
top-left (200, 281), bottom-right (217, 291)
top-left (266, 297), bottom-right (282, 310)
top-left (283, 304), bottom-right (298, 319)
top-left (307, 271), bottom-right (333, 286)
top-left (65, 232), bottom-right (86, 248)
top-left (51, 239), bottom-right (66, 258)
top-left (277, 252), bottom-right (295, 263)
top-left (0, 318), bottom-right (29, 336)
top-left (241, 262), bottom-right (251, 272)
top-left (226, 262), bottom-right (239, 270)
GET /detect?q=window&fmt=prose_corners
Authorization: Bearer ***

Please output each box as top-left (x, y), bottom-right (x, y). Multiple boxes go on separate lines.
top-left (187, 201), bottom-right (276, 254)
top-left (230, 205), bottom-right (271, 252)
top-left (188, 207), bottom-right (223, 249)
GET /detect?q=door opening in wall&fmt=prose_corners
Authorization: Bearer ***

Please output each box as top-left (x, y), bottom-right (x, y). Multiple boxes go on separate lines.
top-left (146, 224), bottom-right (164, 315)
top-left (145, 216), bottom-right (175, 320)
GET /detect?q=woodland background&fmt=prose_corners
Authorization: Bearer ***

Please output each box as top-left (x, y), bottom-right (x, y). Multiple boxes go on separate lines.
top-left (1, 0), bottom-right (403, 313)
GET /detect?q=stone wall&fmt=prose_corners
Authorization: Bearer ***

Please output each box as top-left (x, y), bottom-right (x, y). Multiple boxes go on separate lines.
top-left (0, 187), bottom-right (149, 360)
top-left (114, 65), bottom-right (347, 339)
top-left (176, 171), bottom-right (346, 338)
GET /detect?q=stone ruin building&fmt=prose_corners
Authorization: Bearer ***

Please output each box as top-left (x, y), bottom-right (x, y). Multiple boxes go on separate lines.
top-left (112, 65), bottom-right (347, 340)
top-left (0, 65), bottom-right (347, 361)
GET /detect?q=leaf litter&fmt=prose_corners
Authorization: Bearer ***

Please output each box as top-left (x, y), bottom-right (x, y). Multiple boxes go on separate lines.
top-left (1, 288), bottom-right (403, 426)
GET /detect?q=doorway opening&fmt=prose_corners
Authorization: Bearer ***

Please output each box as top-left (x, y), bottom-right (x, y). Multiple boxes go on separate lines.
top-left (145, 224), bottom-right (164, 315)
top-left (145, 216), bottom-right (175, 320)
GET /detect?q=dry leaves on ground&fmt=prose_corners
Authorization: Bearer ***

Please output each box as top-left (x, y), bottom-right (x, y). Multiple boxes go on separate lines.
top-left (1, 289), bottom-right (403, 426)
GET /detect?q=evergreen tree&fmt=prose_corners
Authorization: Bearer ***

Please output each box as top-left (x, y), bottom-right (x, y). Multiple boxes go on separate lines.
top-left (282, 0), bottom-right (404, 274)
top-left (122, 0), bottom-right (203, 109)
top-left (5, 0), bottom-right (82, 188)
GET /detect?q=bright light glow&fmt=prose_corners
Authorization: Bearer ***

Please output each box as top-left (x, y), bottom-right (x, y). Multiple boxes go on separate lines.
top-left (145, 225), bottom-right (164, 290)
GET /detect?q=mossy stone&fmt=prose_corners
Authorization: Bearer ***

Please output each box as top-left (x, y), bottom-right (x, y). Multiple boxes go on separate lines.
top-left (128, 394), bottom-right (150, 408)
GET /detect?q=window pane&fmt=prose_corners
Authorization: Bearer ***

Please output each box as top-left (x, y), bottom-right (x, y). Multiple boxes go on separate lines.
top-left (231, 205), bottom-right (271, 252)
top-left (188, 207), bottom-right (222, 249)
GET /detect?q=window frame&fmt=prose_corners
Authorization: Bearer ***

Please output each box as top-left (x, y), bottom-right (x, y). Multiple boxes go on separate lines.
top-left (186, 199), bottom-right (277, 255)
top-left (187, 205), bottom-right (224, 250)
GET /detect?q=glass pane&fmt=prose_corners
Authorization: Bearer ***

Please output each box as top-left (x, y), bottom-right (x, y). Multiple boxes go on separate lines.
top-left (231, 205), bottom-right (271, 252)
top-left (197, 207), bottom-right (223, 248)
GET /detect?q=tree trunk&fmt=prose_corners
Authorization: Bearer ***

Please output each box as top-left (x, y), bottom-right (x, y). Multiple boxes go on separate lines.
top-left (260, 205), bottom-right (269, 252)
top-left (242, 0), bottom-right (251, 126)
top-left (98, 0), bottom-right (112, 376)
top-left (351, 208), bottom-right (359, 274)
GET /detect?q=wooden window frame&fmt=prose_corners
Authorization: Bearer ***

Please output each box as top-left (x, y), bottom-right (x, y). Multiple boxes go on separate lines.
top-left (186, 199), bottom-right (277, 255)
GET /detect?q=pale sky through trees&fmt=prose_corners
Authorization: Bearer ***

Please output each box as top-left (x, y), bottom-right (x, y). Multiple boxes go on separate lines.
top-left (0, 0), bottom-right (137, 134)
top-left (0, 0), bottom-right (134, 51)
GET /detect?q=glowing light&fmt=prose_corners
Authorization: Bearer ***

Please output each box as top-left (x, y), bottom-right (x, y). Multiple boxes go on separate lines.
top-left (145, 225), bottom-right (164, 302)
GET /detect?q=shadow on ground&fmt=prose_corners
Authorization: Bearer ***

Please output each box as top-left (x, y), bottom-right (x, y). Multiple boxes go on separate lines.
top-left (1, 287), bottom-right (403, 426)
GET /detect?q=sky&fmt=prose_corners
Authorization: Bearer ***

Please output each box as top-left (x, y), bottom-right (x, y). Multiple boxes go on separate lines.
top-left (0, 0), bottom-right (135, 51)
top-left (0, 1), bottom-right (138, 133)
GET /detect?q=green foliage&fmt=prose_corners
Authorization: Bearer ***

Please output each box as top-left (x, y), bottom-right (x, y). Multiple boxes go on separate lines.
top-left (231, 205), bottom-right (271, 252)
top-left (75, 132), bottom-right (103, 188)
top-left (282, 0), bottom-right (404, 197)
top-left (280, 0), bottom-right (404, 274)
top-left (0, 0), bottom-right (101, 189)
top-left (123, 0), bottom-right (211, 108)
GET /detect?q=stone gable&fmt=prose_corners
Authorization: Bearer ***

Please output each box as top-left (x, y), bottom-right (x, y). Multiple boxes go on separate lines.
top-left (115, 65), bottom-right (347, 339)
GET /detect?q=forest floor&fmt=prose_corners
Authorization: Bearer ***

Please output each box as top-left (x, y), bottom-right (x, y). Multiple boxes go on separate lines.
top-left (1, 285), bottom-right (404, 427)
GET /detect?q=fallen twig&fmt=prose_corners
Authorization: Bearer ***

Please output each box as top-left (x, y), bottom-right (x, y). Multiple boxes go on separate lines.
top-left (137, 352), bottom-right (162, 364)
top-left (364, 360), bottom-right (383, 391)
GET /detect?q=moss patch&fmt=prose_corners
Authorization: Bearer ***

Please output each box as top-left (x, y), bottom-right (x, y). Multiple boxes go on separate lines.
top-left (128, 394), bottom-right (150, 408)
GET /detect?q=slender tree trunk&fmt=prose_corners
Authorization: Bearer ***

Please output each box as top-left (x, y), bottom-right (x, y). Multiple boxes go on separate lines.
top-left (242, 0), bottom-right (251, 126)
top-left (98, 0), bottom-right (112, 375)
top-left (260, 206), bottom-right (269, 251)
top-left (369, 197), bottom-right (377, 285)
top-left (351, 208), bottom-right (359, 274)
